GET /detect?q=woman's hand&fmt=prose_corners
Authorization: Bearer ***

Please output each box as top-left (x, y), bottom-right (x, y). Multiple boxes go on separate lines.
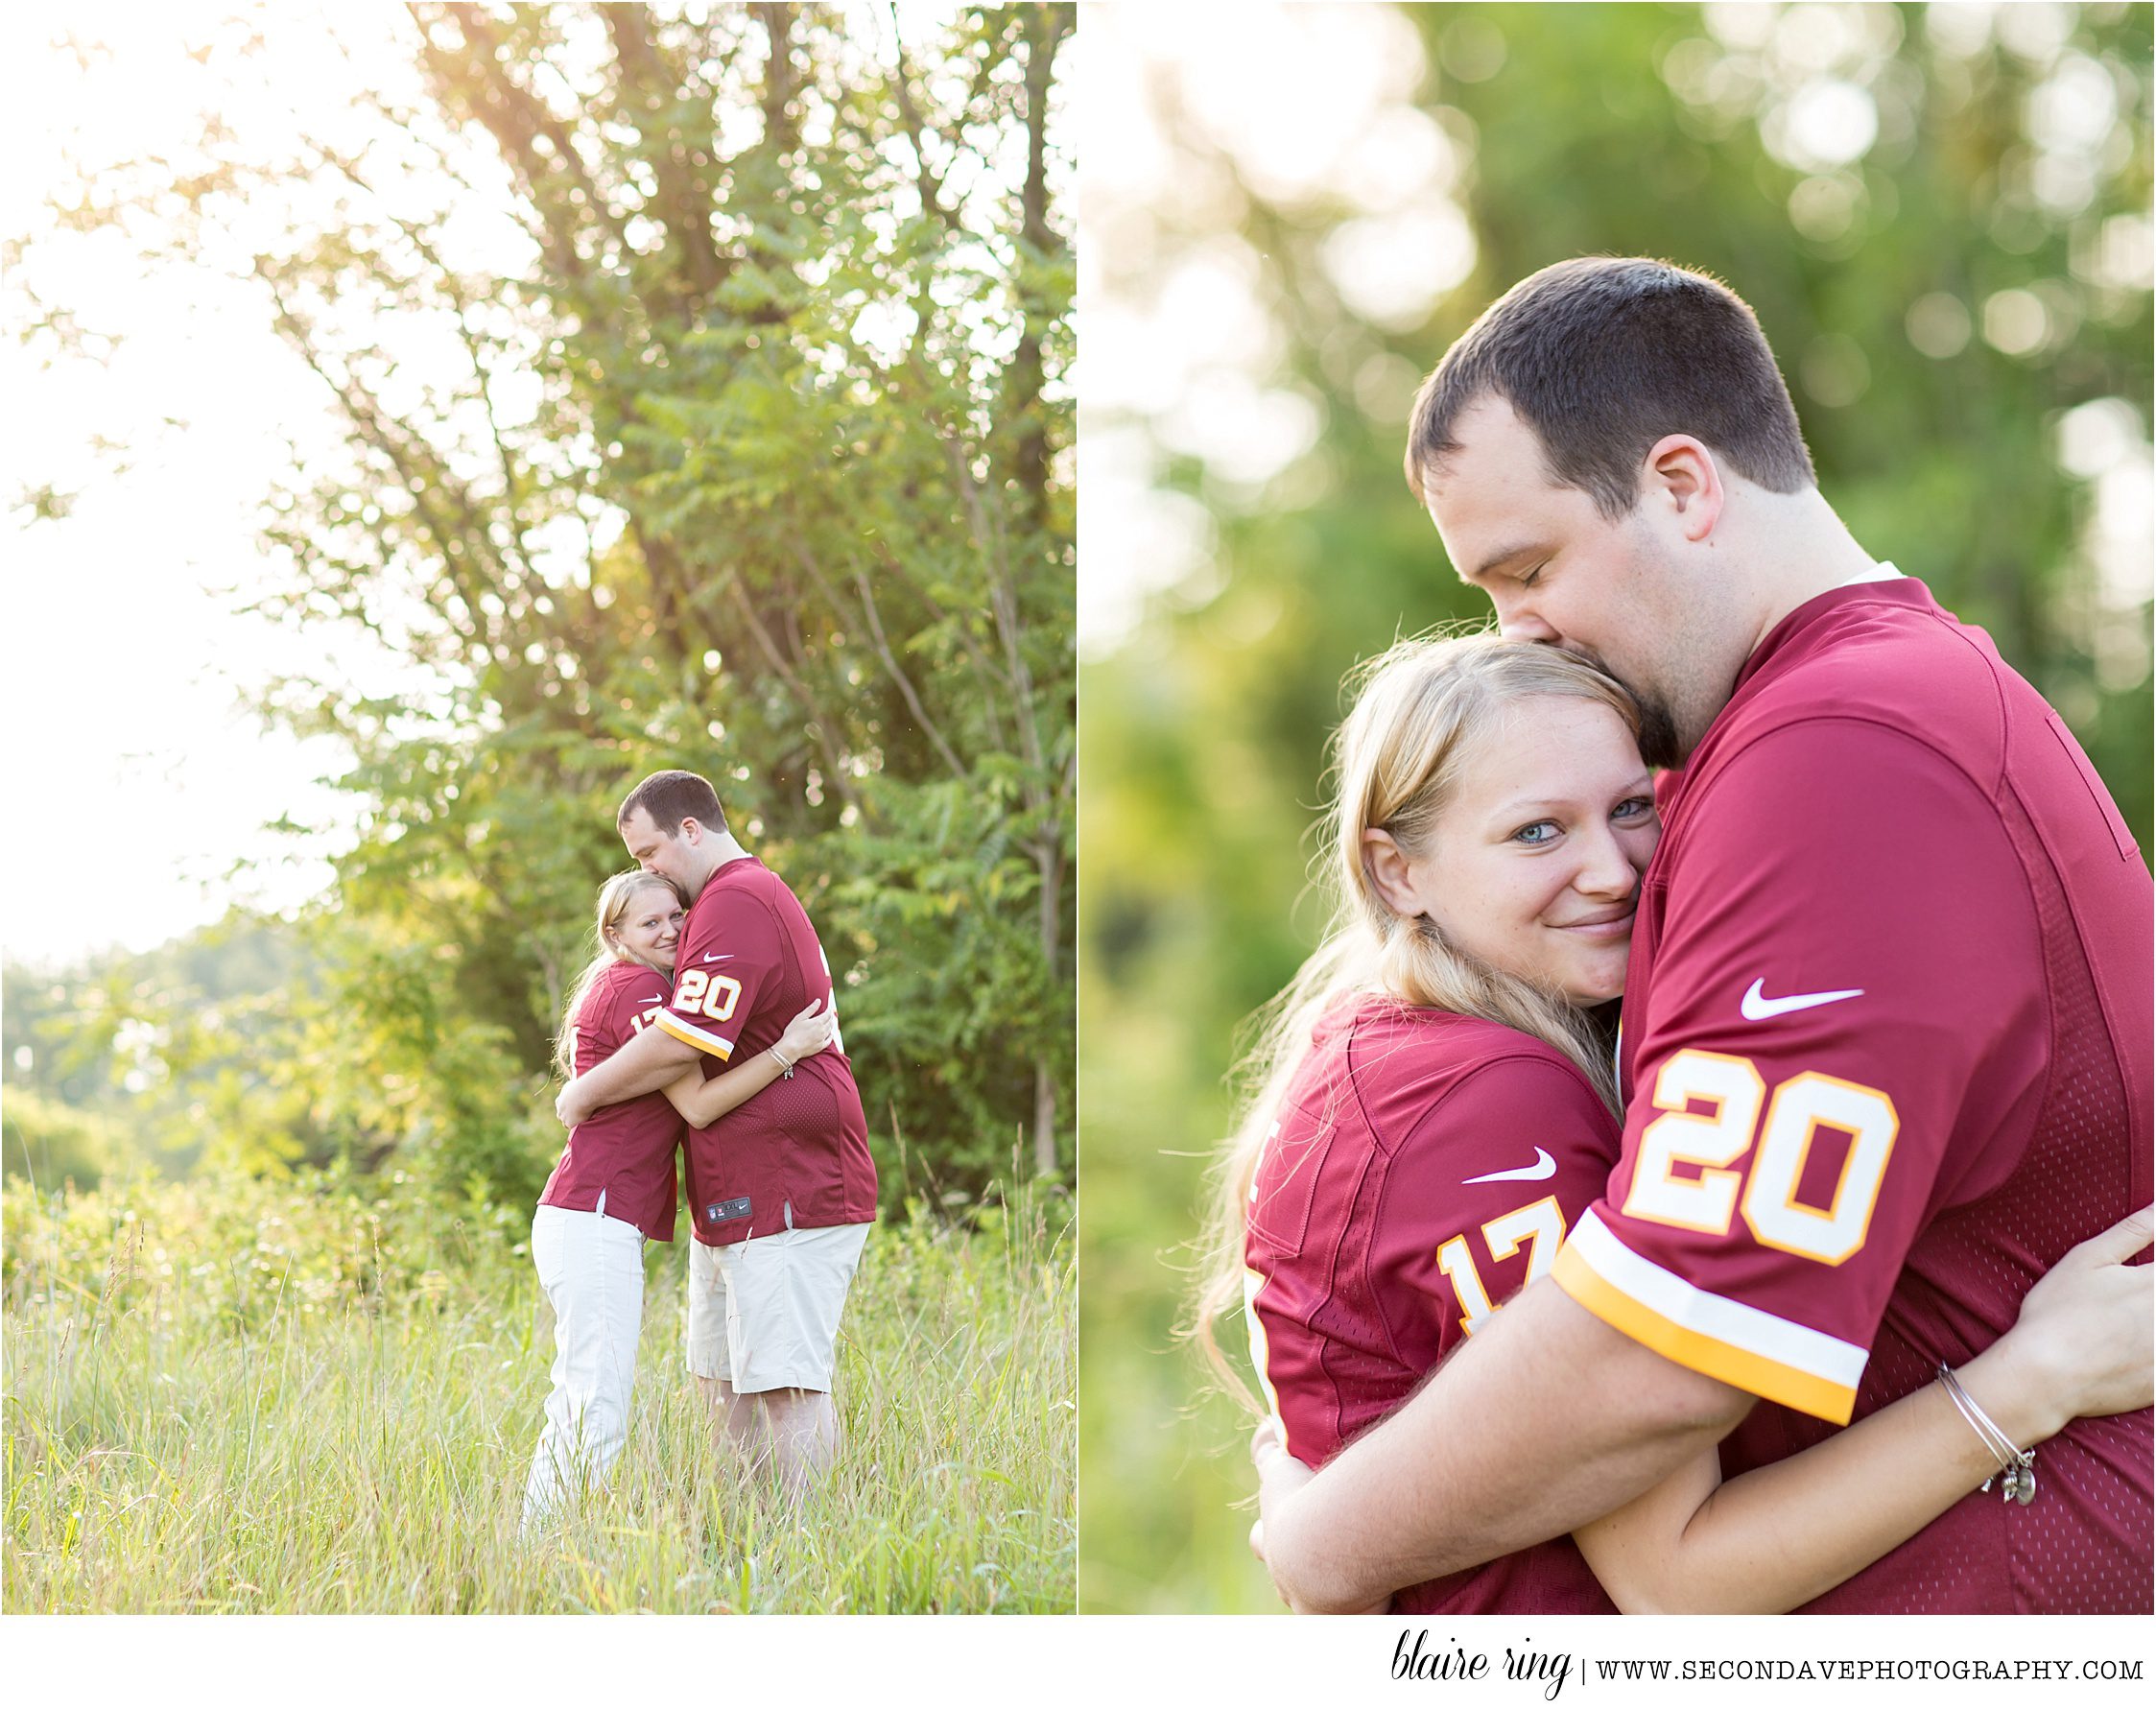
top-left (1250, 1417), bottom-right (1313, 1606)
top-left (1250, 1416), bottom-right (1392, 1614)
top-left (775, 999), bottom-right (839, 1066)
top-left (1980, 1205), bottom-right (2153, 1439)
top-left (554, 1076), bottom-right (593, 1128)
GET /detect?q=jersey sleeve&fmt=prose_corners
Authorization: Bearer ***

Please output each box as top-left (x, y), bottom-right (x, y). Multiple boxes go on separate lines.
top-left (571, 964), bottom-right (670, 1073)
top-left (609, 965), bottom-right (671, 1055)
top-left (654, 888), bottom-right (781, 1063)
top-left (1552, 722), bottom-right (2046, 1423)
top-left (1371, 1054), bottom-right (1621, 1364)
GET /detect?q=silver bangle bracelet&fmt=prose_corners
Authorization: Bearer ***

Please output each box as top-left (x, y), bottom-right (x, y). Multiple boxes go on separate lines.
top-left (1937, 1363), bottom-right (2037, 1506)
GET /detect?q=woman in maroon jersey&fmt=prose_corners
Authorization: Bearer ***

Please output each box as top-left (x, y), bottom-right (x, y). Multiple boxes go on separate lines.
top-left (522, 869), bottom-right (837, 1532)
top-left (1197, 634), bottom-right (2151, 1612)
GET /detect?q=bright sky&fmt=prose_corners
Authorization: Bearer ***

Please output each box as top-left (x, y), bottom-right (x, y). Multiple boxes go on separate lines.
top-left (1075, 3), bottom-right (1439, 658)
top-left (0, 5), bottom-right (431, 968)
top-left (1, 1), bottom-right (1050, 971)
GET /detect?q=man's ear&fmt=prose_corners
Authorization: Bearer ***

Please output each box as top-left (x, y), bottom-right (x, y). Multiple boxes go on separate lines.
top-left (1362, 828), bottom-right (1426, 921)
top-left (676, 815), bottom-right (703, 845)
top-left (1641, 434), bottom-right (1723, 543)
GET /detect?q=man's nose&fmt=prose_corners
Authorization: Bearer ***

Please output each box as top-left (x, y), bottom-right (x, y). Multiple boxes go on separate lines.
top-left (1494, 601), bottom-right (1558, 644)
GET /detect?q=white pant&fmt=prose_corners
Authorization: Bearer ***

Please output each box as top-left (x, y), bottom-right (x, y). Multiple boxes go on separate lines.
top-left (522, 1200), bottom-right (646, 1531)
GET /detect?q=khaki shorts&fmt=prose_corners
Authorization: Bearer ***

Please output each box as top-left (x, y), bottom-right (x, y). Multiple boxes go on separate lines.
top-left (684, 1222), bottom-right (871, 1394)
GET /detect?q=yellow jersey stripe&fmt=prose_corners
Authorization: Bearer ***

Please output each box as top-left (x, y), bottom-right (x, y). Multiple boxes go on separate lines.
top-left (1553, 1212), bottom-right (1863, 1425)
top-left (653, 1009), bottom-right (736, 1060)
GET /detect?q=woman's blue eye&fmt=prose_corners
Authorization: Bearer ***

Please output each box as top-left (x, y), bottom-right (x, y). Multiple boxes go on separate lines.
top-left (1613, 795), bottom-right (1654, 821)
top-left (1512, 820), bottom-right (1559, 845)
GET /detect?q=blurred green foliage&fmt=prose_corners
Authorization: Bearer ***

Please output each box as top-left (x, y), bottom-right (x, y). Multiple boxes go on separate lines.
top-left (1079, 2), bottom-right (2152, 1612)
top-left (12, 6), bottom-right (1074, 1217)
top-left (2, 1162), bottom-right (533, 1324)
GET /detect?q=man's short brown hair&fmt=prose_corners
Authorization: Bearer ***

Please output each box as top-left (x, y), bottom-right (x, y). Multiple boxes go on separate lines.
top-left (617, 769), bottom-right (728, 837)
top-left (1405, 257), bottom-right (1816, 518)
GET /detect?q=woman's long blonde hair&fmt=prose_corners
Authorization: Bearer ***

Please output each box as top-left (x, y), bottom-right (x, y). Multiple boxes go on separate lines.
top-left (1191, 633), bottom-right (1642, 1403)
top-left (553, 870), bottom-right (689, 1078)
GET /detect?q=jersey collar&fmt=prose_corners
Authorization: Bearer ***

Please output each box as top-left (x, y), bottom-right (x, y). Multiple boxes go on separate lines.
top-left (1728, 567), bottom-right (1933, 704)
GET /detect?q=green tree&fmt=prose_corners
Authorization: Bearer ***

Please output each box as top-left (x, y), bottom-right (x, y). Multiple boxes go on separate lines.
top-left (31, 4), bottom-right (1075, 1207)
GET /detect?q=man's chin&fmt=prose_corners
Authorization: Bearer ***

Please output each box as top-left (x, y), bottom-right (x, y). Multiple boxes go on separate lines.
top-left (1634, 697), bottom-right (1684, 771)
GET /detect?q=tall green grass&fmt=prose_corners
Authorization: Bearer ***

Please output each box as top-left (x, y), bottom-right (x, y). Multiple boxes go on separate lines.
top-left (3, 1172), bottom-right (1074, 1613)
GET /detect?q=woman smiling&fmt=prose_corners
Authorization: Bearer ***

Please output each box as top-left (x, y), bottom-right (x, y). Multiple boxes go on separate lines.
top-left (1199, 634), bottom-right (2151, 1613)
top-left (521, 869), bottom-right (836, 1532)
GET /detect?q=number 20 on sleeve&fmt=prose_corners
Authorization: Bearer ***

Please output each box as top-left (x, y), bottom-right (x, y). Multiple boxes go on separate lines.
top-left (673, 968), bottom-right (743, 1023)
top-left (1621, 1048), bottom-right (1898, 1266)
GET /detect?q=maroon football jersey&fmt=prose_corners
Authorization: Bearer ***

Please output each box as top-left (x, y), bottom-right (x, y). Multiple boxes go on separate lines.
top-left (538, 960), bottom-right (682, 1240)
top-left (1552, 577), bottom-right (2153, 1613)
top-left (1246, 998), bottom-right (1621, 1614)
top-left (654, 856), bottom-right (878, 1246)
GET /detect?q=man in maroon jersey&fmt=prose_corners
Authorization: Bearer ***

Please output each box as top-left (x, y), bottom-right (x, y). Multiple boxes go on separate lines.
top-left (557, 770), bottom-right (878, 1494)
top-left (1257, 258), bottom-right (2152, 1613)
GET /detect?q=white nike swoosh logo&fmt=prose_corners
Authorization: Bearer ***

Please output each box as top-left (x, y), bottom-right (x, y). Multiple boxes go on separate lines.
top-left (1463, 1148), bottom-right (1555, 1185)
top-left (703, 953), bottom-right (732, 962)
top-left (1741, 978), bottom-right (1864, 1020)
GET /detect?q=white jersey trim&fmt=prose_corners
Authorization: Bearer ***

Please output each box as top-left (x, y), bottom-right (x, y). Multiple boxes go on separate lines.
top-left (654, 1008), bottom-right (736, 1060)
top-left (1565, 1209), bottom-right (1869, 1391)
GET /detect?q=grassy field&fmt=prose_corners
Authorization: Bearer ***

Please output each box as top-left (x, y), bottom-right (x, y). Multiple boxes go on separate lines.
top-left (3, 1170), bottom-right (1074, 1614)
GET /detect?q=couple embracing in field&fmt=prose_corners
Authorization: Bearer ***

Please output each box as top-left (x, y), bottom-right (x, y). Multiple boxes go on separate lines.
top-left (521, 769), bottom-right (877, 1529)
top-left (1207, 258), bottom-right (2153, 1614)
